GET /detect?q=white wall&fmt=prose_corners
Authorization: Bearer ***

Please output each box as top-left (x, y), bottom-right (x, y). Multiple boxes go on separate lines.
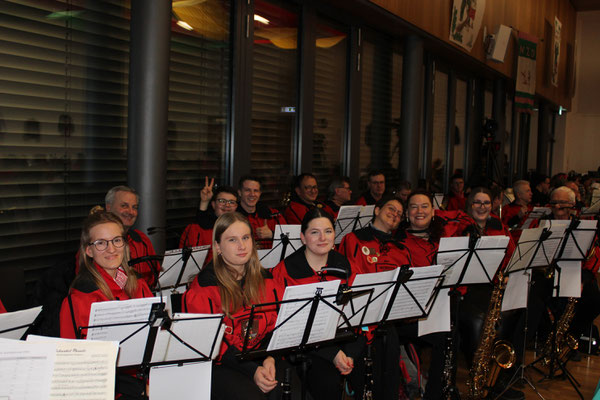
top-left (558, 10), bottom-right (600, 175)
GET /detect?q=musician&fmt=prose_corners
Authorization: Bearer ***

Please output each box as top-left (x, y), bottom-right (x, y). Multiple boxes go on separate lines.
top-left (271, 208), bottom-right (364, 400)
top-left (339, 196), bottom-right (409, 274)
top-left (284, 173), bottom-right (333, 224)
top-left (237, 175), bottom-right (286, 248)
top-left (324, 176), bottom-right (352, 219)
top-left (531, 173), bottom-right (551, 206)
top-left (394, 180), bottom-right (412, 208)
top-left (501, 180), bottom-right (533, 238)
top-left (445, 174), bottom-right (466, 211)
top-left (105, 185), bottom-right (160, 287)
top-left (179, 179), bottom-right (238, 249)
top-left (355, 170), bottom-right (386, 206)
top-left (182, 212), bottom-right (295, 400)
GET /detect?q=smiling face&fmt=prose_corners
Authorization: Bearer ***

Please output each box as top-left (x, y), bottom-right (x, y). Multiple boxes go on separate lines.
top-left (470, 192), bottom-right (492, 226)
top-left (212, 192), bottom-right (238, 217)
top-left (301, 217), bottom-right (335, 258)
top-left (214, 220), bottom-right (253, 273)
top-left (238, 179), bottom-right (261, 211)
top-left (296, 176), bottom-right (319, 204)
top-left (84, 222), bottom-right (125, 277)
top-left (407, 194), bottom-right (434, 231)
top-left (106, 191), bottom-right (138, 230)
top-left (373, 199), bottom-right (403, 233)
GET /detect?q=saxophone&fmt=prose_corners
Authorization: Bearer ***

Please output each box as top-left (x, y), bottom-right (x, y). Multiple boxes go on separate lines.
top-left (466, 270), bottom-right (516, 399)
top-left (541, 297), bottom-right (578, 366)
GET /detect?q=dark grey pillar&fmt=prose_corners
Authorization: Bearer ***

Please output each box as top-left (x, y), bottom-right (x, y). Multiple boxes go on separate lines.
top-left (127, 0), bottom-right (172, 254)
top-left (508, 99), bottom-right (518, 186)
top-left (516, 112), bottom-right (531, 179)
top-left (444, 69), bottom-right (456, 192)
top-left (345, 26), bottom-right (362, 192)
top-left (421, 53), bottom-right (434, 185)
top-left (492, 79), bottom-right (506, 185)
top-left (536, 102), bottom-right (550, 175)
top-left (464, 79), bottom-right (476, 183)
top-left (399, 35), bottom-right (423, 187)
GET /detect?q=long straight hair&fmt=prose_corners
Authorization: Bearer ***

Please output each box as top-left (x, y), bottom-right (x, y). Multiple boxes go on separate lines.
top-left (212, 212), bottom-right (265, 317)
top-left (74, 208), bottom-right (138, 299)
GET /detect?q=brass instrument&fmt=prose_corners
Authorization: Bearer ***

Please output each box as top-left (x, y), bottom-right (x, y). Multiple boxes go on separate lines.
top-left (541, 297), bottom-right (578, 366)
top-left (466, 270), bottom-right (516, 399)
top-left (362, 344), bottom-right (374, 400)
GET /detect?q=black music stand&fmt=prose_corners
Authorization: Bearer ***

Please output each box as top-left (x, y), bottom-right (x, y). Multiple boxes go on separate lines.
top-left (258, 226), bottom-right (302, 269)
top-left (0, 306), bottom-right (42, 340)
top-left (159, 246), bottom-right (209, 292)
top-left (333, 205), bottom-right (375, 245)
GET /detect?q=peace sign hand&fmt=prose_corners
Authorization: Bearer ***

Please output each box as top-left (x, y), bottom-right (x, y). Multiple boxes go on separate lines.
top-left (199, 176), bottom-right (215, 211)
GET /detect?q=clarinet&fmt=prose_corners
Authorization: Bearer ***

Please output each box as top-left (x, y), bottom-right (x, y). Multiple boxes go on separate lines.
top-left (363, 344), bottom-right (374, 400)
top-left (281, 367), bottom-right (292, 400)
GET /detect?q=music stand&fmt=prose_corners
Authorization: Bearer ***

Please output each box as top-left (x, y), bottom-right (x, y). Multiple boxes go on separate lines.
top-left (433, 193), bottom-right (444, 210)
top-left (258, 225), bottom-right (302, 269)
top-left (333, 205), bottom-right (375, 245)
top-left (159, 246), bottom-right (209, 292)
top-left (0, 305), bottom-right (42, 340)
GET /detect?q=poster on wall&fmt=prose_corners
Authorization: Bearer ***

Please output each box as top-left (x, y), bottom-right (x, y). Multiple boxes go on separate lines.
top-left (515, 31), bottom-right (538, 114)
top-left (551, 17), bottom-right (561, 87)
top-left (449, 0), bottom-right (486, 51)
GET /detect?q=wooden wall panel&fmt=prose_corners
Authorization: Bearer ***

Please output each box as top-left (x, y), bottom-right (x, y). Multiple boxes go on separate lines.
top-left (370, 0), bottom-right (576, 108)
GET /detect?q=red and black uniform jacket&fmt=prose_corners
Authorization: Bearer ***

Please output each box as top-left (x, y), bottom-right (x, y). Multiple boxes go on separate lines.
top-left (355, 191), bottom-right (378, 206)
top-left (339, 226), bottom-right (411, 274)
top-left (584, 232), bottom-right (600, 275)
top-left (501, 202), bottom-right (533, 230)
top-left (59, 263), bottom-right (153, 339)
top-left (324, 199), bottom-right (341, 219)
top-left (180, 209), bottom-right (215, 265)
top-left (284, 194), bottom-right (334, 225)
top-left (0, 298), bottom-right (6, 313)
top-left (238, 202), bottom-right (287, 249)
top-left (182, 264), bottom-right (280, 378)
top-left (445, 194), bottom-right (466, 211)
top-left (271, 248), bottom-right (363, 360)
top-left (127, 228), bottom-right (160, 287)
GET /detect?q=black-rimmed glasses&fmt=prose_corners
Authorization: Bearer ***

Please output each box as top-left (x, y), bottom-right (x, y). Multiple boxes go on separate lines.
top-left (88, 236), bottom-right (126, 251)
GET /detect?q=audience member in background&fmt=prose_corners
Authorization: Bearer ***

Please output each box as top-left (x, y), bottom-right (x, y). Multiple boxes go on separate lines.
top-left (105, 185), bottom-right (160, 287)
top-left (325, 176), bottom-right (352, 219)
top-left (236, 175), bottom-right (286, 249)
top-left (445, 174), bottom-right (466, 211)
top-left (284, 173), bottom-right (333, 224)
top-left (394, 180), bottom-right (412, 207)
top-left (356, 170), bottom-right (386, 206)
top-left (531, 173), bottom-right (550, 206)
top-left (566, 180), bottom-right (585, 209)
top-left (501, 180), bottom-right (533, 232)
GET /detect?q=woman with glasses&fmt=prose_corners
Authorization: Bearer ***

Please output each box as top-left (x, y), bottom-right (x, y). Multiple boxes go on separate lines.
top-left (183, 212), bottom-right (295, 400)
top-left (60, 209), bottom-right (153, 339)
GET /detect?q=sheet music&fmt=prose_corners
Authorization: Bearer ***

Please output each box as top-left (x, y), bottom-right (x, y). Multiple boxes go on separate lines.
top-left (582, 189), bottom-right (600, 215)
top-left (418, 287), bottom-right (450, 336)
top-left (501, 270), bottom-right (530, 311)
top-left (342, 268), bottom-right (400, 326)
top-left (257, 244), bottom-right (284, 269)
top-left (334, 206), bottom-right (362, 244)
top-left (276, 225), bottom-right (303, 258)
top-left (156, 313), bottom-right (223, 362)
top-left (387, 265), bottom-right (444, 321)
top-left (268, 280), bottom-right (340, 351)
top-left (530, 225), bottom-right (566, 267)
top-left (150, 361), bottom-right (211, 400)
top-left (506, 227), bottom-right (544, 273)
top-left (543, 220), bottom-right (597, 260)
top-left (356, 206), bottom-right (375, 230)
top-left (554, 261), bottom-right (582, 298)
top-left (0, 305), bottom-right (42, 339)
top-left (0, 339), bottom-right (54, 400)
top-left (159, 246), bottom-right (209, 288)
top-left (87, 297), bottom-right (161, 367)
top-left (433, 193), bottom-right (444, 210)
top-left (521, 207), bottom-right (551, 229)
top-left (26, 336), bottom-right (119, 400)
top-left (437, 236), bottom-right (509, 285)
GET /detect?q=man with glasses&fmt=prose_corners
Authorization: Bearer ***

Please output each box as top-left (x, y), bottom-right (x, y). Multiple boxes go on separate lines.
top-left (356, 170), bottom-right (386, 206)
top-left (180, 178), bottom-right (238, 251)
top-left (325, 177), bottom-right (352, 219)
top-left (284, 173), bottom-right (333, 224)
top-left (105, 185), bottom-right (160, 287)
top-left (237, 175), bottom-right (286, 248)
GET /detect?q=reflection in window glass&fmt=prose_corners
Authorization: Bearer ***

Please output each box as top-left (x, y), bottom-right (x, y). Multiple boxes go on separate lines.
top-left (251, 0), bottom-right (298, 205)
top-left (359, 37), bottom-right (402, 192)
top-left (313, 17), bottom-right (347, 194)
top-left (454, 79), bottom-right (467, 176)
top-left (431, 70), bottom-right (448, 192)
top-left (167, 0), bottom-right (230, 232)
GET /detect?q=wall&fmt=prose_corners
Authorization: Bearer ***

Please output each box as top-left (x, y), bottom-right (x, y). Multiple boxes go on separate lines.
top-left (370, 0), bottom-right (576, 108)
top-left (560, 10), bottom-right (600, 175)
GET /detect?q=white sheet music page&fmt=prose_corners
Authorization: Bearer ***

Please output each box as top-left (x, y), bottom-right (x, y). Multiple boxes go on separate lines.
top-left (521, 207), bottom-right (551, 229)
top-left (334, 206), bottom-right (362, 244)
top-left (267, 280), bottom-right (340, 351)
top-left (26, 335), bottom-right (119, 400)
top-left (160, 246), bottom-right (209, 288)
top-left (505, 227), bottom-right (544, 273)
top-left (0, 305), bottom-right (42, 340)
top-left (436, 237), bottom-right (469, 284)
top-left (87, 297), bottom-right (162, 367)
top-left (150, 361), bottom-right (212, 400)
top-left (418, 287), bottom-right (450, 336)
top-left (387, 265), bottom-right (444, 322)
top-left (274, 225), bottom-right (303, 258)
top-left (357, 205), bottom-right (375, 229)
top-left (554, 261), bottom-right (582, 298)
top-left (543, 220), bottom-right (597, 260)
top-left (0, 339), bottom-right (54, 400)
top-left (162, 313), bottom-right (223, 362)
top-left (530, 224), bottom-right (566, 267)
top-left (342, 268), bottom-right (400, 326)
top-left (258, 244), bottom-right (284, 269)
top-left (501, 270), bottom-right (530, 311)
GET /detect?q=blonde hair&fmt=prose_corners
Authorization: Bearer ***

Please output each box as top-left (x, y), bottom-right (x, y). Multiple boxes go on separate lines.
top-left (73, 207), bottom-right (138, 299)
top-left (212, 212), bottom-right (265, 317)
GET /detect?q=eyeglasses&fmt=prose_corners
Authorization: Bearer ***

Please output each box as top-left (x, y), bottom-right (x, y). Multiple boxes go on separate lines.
top-left (549, 201), bottom-right (573, 207)
top-left (303, 185), bottom-right (318, 191)
top-left (383, 206), bottom-right (402, 216)
top-left (472, 200), bottom-right (492, 207)
top-left (216, 198), bottom-right (237, 206)
top-left (88, 236), bottom-right (126, 251)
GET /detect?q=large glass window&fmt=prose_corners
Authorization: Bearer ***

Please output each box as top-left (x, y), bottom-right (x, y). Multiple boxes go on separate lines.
top-left (166, 0), bottom-right (230, 235)
top-left (250, 0), bottom-right (298, 206)
top-left (313, 17), bottom-right (347, 193)
top-left (0, 0), bottom-right (131, 297)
